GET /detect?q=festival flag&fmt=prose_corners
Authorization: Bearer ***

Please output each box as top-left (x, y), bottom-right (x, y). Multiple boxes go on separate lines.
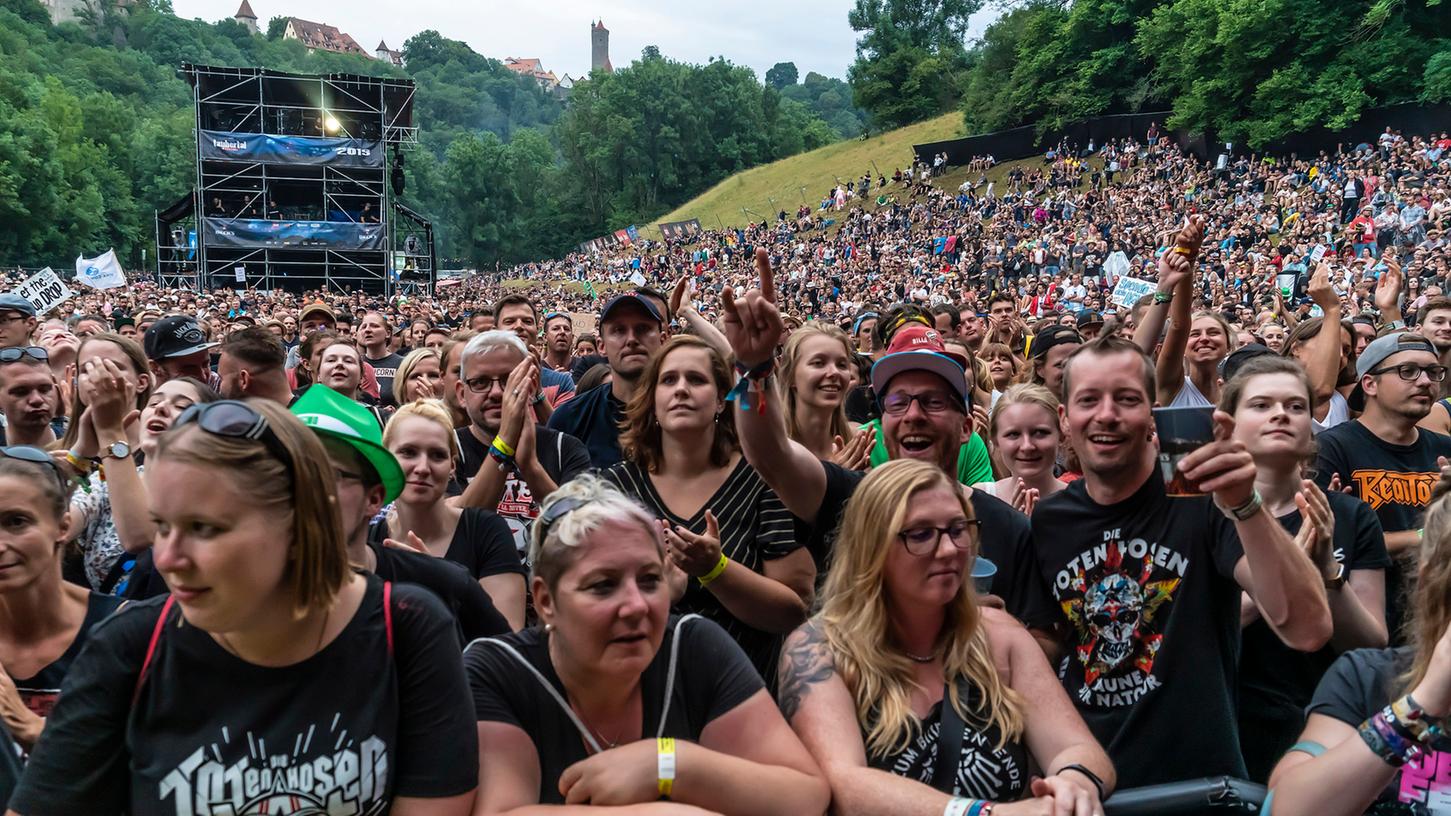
top-left (74, 249), bottom-right (128, 290)
top-left (583, 280), bottom-right (598, 299)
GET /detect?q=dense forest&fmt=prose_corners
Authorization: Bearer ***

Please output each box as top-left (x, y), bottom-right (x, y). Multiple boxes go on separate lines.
top-left (0, 0), bottom-right (850, 269)
top-left (845, 0), bottom-right (1451, 145)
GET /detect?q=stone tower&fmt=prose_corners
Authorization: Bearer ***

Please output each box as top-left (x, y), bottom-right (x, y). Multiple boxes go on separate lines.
top-left (591, 20), bottom-right (612, 73)
top-left (234, 0), bottom-right (258, 33)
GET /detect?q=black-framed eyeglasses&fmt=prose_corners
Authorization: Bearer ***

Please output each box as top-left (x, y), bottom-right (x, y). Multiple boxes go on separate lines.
top-left (174, 401), bottom-right (295, 482)
top-left (1369, 363), bottom-right (1448, 383)
top-left (898, 519), bottom-right (981, 556)
top-left (881, 391), bottom-right (960, 416)
top-left (464, 374), bottom-right (509, 394)
top-left (0, 346), bottom-right (47, 363)
top-left (1, 445), bottom-right (68, 493)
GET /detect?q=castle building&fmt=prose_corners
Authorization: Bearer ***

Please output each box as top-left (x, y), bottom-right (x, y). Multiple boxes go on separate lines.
top-left (503, 57), bottom-right (560, 89)
top-left (591, 20), bottom-right (612, 74)
top-left (232, 0), bottom-right (257, 34)
top-left (282, 17), bottom-right (368, 57)
top-left (376, 40), bottom-right (404, 67)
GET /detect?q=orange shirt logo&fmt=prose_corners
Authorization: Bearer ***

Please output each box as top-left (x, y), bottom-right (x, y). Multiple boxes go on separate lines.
top-left (1352, 470), bottom-right (1437, 510)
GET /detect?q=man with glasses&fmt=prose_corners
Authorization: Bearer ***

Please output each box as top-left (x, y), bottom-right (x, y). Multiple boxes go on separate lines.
top-left (0, 294), bottom-right (37, 350)
top-left (1316, 332), bottom-right (1451, 640)
top-left (454, 331), bottom-right (589, 558)
top-left (0, 346), bottom-right (60, 447)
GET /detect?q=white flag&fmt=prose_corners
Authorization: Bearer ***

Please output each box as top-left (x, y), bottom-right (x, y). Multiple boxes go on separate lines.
top-left (75, 249), bottom-right (128, 290)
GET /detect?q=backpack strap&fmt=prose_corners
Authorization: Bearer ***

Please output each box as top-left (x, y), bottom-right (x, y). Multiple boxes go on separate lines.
top-left (383, 580), bottom-right (394, 656)
top-left (132, 595), bottom-right (176, 706)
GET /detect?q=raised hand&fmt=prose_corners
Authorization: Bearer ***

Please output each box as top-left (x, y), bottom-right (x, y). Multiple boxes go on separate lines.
top-left (382, 530), bottom-right (429, 555)
top-left (720, 248), bottom-right (785, 368)
top-left (1375, 255), bottom-right (1403, 316)
top-left (664, 510), bottom-right (723, 579)
top-left (1308, 262), bottom-right (1338, 311)
top-left (1176, 411), bottom-right (1256, 510)
top-left (1294, 479), bottom-right (1336, 577)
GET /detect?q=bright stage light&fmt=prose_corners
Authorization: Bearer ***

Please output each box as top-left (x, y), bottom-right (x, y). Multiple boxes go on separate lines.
top-left (324, 115), bottom-right (341, 134)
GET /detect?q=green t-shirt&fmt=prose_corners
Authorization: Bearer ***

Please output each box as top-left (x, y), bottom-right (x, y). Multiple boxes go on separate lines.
top-left (863, 417), bottom-right (995, 485)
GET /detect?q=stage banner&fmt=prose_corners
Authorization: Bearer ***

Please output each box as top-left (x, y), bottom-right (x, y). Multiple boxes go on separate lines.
top-left (199, 130), bottom-right (384, 169)
top-left (202, 218), bottom-right (385, 250)
top-left (658, 219), bottom-right (702, 241)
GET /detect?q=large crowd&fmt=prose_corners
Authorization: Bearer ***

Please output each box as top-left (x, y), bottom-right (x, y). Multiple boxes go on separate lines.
top-left (0, 126), bottom-right (1448, 815)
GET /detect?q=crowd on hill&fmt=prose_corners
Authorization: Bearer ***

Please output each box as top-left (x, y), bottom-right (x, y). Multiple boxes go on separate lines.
top-left (0, 125), bottom-right (1448, 815)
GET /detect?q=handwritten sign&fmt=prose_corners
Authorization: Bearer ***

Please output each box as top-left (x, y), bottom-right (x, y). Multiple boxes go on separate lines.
top-left (1110, 276), bottom-right (1155, 309)
top-left (13, 267), bottom-right (72, 315)
top-left (234, 266), bottom-right (246, 282)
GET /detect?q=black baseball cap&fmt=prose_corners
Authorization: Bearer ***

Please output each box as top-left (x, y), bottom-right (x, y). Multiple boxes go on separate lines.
top-left (1076, 310), bottom-right (1104, 329)
top-left (143, 315), bottom-right (217, 360)
top-left (1027, 325), bottom-right (1083, 360)
top-left (599, 294), bottom-right (662, 326)
top-left (1218, 343), bottom-right (1275, 382)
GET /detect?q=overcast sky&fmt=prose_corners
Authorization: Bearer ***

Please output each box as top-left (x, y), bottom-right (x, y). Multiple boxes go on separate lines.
top-left (170, 0), bottom-right (998, 82)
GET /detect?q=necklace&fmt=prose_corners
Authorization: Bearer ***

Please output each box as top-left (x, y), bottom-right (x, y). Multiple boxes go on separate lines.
top-left (904, 650), bottom-right (937, 663)
top-left (569, 700), bottom-right (624, 752)
top-left (217, 605), bottom-right (331, 662)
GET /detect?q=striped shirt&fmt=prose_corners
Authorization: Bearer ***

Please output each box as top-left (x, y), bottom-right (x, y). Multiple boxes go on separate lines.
top-left (605, 457), bottom-right (800, 679)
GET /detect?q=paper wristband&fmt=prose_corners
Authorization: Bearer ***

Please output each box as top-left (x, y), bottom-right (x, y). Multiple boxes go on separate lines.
top-left (657, 737), bottom-right (677, 798)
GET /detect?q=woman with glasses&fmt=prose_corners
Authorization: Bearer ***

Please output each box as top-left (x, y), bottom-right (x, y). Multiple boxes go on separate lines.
top-left (606, 335), bottom-right (814, 682)
top-left (381, 399), bottom-right (528, 631)
top-left (465, 475), bottom-right (829, 815)
top-left (0, 446), bottom-right (122, 755)
top-left (779, 460), bottom-right (1113, 816)
top-left (9, 399), bottom-right (479, 814)
top-left (1221, 356), bottom-right (1389, 782)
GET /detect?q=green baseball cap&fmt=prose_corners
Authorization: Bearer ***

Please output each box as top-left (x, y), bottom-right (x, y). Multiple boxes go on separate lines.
top-left (289, 384), bottom-right (404, 502)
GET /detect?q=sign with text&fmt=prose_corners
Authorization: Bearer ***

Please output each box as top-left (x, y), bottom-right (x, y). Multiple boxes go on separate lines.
top-left (14, 267), bottom-right (72, 315)
top-left (1110, 276), bottom-right (1155, 309)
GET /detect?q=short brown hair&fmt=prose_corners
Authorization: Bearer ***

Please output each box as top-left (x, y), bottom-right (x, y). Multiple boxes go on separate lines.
top-left (619, 335), bottom-right (738, 472)
top-left (221, 326), bottom-right (286, 373)
top-left (155, 399), bottom-right (349, 616)
top-left (1061, 335), bottom-right (1155, 403)
top-left (492, 294), bottom-right (536, 323)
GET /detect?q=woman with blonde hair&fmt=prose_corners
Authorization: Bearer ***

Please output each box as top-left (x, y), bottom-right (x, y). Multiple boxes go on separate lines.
top-left (987, 384), bottom-right (1067, 516)
top-left (394, 347), bottom-right (445, 404)
top-left (608, 334), bottom-right (814, 681)
top-left (980, 342), bottom-right (1020, 402)
top-left (776, 321), bottom-right (859, 460)
top-left (10, 399), bottom-right (478, 813)
top-left (465, 475), bottom-right (829, 815)
top-left (779, 460), bottom-right (1113, 816)
top-left (381, 398), bottom-right (527, 630)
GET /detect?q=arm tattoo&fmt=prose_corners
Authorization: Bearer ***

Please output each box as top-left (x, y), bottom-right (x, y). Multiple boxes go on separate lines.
top-left (777, 620), bottom-right (835, 722)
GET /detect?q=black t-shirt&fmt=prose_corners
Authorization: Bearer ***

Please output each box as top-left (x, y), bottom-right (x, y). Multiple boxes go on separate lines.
top-left (365, 351), bottom-right (405, 407)
top-left (466, 615), bottom-right (763, 804)
top-left (376, 507), bottom-right (526, 582)
top-left (455, 424), bottom-right (592, 556)
top-left (1031, 473), bottom-right (1247, 787)
top-left (368, 538), bottom-right (511, 643)
top-left (11, 575), bottom-right (478, 814)
top-left (1308, 646), bottom-right (1445, 813)
top-left (546, 381), bottom-right (625, 469)
top-left (866, 681), bottom-right (1028, 802)
top-left (14, 592), bottom-right (123, 719)
top-left (808, 462), bottom-right (1057, 631)
top-left (1239, 492), bottom-right (1390, 722)
top-left (605, 459), bottom-right (800, 679)
top-left (1315, 421), bottom-right (1451, 639)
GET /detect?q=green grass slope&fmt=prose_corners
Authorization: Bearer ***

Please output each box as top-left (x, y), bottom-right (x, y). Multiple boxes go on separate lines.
top-left (647, 113), bottom-right (965, 236)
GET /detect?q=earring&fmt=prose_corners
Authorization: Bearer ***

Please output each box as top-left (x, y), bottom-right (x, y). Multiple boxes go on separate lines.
top-left (544, 622), bottom-right (554, 633)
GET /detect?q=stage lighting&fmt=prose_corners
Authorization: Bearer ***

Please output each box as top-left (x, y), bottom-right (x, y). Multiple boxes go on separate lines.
top-left (323, 115), bottom-right (341, 134)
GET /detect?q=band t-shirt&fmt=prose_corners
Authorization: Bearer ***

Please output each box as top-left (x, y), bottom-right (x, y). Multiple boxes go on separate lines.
top-left (365, 351), bottom-right (404, 407)
top-left (10, 576), bottom-right (478, 814)
top-left (866, 681), bottom-right (1029, 802)
top-left (1307, 647), bottom-right (1446, 813)
top-left (1315, 421), bottom-right (1451, 639)
top-left (1031, 473), bottom-right (1247, 787)
top-left (466, 616), bottom-right (764, 805)
top-left (454, 424), bottom-right (592, 556)
top-left (14, 593), bottom-right (124, 718)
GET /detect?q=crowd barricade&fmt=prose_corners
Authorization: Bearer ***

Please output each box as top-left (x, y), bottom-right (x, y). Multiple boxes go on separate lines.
top-left (1104, 776), bottom-right (1268, 815)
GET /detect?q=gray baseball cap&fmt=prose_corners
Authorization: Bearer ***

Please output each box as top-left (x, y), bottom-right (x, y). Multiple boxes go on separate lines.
top-left (0, 293), bottom-right (36, 317)
top-left (1350, 331), bottom-right (1438, 410)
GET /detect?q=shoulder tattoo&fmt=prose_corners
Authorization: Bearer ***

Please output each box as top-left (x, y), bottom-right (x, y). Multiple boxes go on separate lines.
top-left (777, 620), bottom-right (835, 722)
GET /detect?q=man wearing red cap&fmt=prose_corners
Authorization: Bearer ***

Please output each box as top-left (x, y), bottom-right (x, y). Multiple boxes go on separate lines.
top-left (721, 249), bottom-right (1060, 651)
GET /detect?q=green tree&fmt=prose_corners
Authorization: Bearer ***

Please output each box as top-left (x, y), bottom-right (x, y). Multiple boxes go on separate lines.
top-left (846, 0), bottom-right (977, 127)
top-left (766, 61), bottom-right (798, 89)
top-left (265, 16), bottom-right (286, 39)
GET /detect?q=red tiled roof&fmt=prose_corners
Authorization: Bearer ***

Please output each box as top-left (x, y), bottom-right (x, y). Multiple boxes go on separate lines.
top-left (284, 18), bottom-right (368, 56)
top-left (234, 0), bottom-right (256, 19)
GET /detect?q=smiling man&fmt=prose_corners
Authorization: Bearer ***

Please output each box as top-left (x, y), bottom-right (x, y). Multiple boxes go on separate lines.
top-left (721, 249), bottom-right (1061, 651)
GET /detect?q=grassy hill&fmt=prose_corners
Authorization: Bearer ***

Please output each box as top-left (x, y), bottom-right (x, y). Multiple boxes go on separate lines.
top-left (646, 113), bottom-right (965, 236)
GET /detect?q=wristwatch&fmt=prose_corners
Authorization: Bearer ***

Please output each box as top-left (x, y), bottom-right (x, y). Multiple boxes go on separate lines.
top-left (100, 440), bottom-right (131, 461)
top-left (1324, 562), bottom-right (1347, 591)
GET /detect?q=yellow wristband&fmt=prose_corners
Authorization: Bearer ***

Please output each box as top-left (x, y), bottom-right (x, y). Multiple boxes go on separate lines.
top-left (657, 737), bottom-right (676, 798)
top-left (697, 553), bottom-right (729, 587)
top-left (491, 436), bottom-right (516, 457)
top-left (1172, 246), bottom-right (1192, 255)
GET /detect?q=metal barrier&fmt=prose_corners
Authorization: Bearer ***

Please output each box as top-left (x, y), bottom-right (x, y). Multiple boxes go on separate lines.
top-left (1105, 777), bottom-right (1267, 815)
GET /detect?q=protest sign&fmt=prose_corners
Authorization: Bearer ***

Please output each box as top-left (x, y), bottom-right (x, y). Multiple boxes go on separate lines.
top-left (1110, 276), bottom-right (1155, 309)
top-left (13, 267), bottom-right (72, 315)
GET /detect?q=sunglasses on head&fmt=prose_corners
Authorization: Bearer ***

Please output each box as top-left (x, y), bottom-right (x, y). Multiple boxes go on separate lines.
top-left (537, 496), bottom-right (586, 543)
top-left (174, 401), bottom-right (295, 482)
top-left (0, 346), bottom-right (47, 363)
top-left (1, 445), bottom-right (69, 493)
